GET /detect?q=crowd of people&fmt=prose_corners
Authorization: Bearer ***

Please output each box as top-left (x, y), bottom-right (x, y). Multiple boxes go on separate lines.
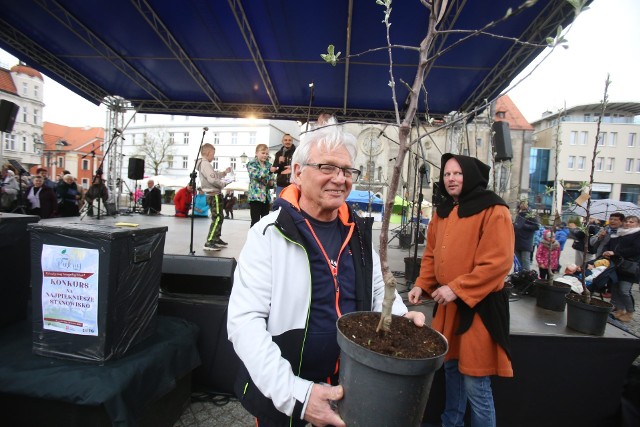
top-left (514, 202), bottom-right (640, 323)
top-left (0, 164), bottom-right (101, 219)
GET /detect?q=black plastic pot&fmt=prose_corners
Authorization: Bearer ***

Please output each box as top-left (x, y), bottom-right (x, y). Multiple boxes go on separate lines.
top-left (535, 279), bottom-right (571, 312)
top-left (566, 294), bottom-right (614, 336)
top-left (404, 257), bottom-right (421, 283)
top-left (336, 312), bottom-right (448, 427)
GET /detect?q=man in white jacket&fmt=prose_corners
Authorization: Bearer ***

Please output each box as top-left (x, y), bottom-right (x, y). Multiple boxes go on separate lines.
top-left (227, 117), bottom-right (425, 427)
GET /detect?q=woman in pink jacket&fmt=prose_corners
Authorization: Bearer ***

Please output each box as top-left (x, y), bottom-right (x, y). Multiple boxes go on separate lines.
top-left (536, 230), bottom-right (560, 279)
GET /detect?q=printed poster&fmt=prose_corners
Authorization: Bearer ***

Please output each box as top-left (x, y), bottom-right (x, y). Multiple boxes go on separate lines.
top-left (41, 244), bottom-right (99, 336)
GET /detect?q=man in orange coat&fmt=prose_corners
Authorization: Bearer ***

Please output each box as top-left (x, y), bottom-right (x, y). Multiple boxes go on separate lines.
top-left (409, 153), bottom-right (514, 427)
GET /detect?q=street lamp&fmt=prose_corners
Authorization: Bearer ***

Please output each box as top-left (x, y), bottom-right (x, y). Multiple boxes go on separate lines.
top-left (240, 152), bottom-right (248, 167)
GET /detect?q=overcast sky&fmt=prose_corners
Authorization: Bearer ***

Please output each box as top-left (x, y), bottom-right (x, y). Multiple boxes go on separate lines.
top-left (0, 0), bottom-right (637, 127)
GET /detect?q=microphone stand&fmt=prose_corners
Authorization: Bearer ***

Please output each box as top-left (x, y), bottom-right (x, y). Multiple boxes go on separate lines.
top-left (189, 127), bottom-right (208, 255)
top-left (90, 129), bottom-right (120, 220)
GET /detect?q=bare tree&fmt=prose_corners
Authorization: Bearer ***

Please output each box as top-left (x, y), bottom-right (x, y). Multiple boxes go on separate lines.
top-left (136, 128), bottom-right (176, 175)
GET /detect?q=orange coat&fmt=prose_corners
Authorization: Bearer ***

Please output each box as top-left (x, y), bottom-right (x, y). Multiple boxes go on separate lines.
top-left (415, 204), bottom-right (514, 377)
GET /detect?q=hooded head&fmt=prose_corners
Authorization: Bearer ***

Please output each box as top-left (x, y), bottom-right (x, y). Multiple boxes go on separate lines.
top-left (435, 153), bottom-right (507, 218)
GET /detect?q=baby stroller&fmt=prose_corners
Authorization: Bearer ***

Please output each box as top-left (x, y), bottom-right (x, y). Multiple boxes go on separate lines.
top-left (586, 257), bottom-right (618, 297)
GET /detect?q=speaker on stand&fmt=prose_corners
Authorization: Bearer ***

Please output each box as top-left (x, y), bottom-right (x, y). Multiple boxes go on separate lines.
top-left (128, 158), bottom-right (145, 213)
top-left (0, 100), bottom-right (19, 133)
top-left (492, 121), bottom-right (513, 162)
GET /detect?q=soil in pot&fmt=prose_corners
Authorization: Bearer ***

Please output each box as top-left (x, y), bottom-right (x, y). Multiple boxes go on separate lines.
top-left (566, 293), bottom-right (614, 336)
top-left (337, 312), bottom-right (448, 427)
top-left (338, 311), bottom-right (446, 358)
top-left (535, 279), bottom-right (571, 311)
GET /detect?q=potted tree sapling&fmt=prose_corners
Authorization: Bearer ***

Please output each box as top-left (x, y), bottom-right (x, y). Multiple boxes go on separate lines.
top-left (564, 75), bottom-right (614, 336)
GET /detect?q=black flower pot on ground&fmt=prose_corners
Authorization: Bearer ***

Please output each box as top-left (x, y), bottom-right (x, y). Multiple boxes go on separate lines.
top-left (535, 279), bottom-right (571, 312)
top-left (566, 293), bottom-right (614, 336)
top-left (336, 312), bottom-right (448, 427)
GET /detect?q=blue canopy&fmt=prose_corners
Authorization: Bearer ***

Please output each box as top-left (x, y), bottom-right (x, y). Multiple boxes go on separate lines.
top-left (346, 190), bottom-right (383, 212)
top-left (0, 0), bottom-right (585, 121)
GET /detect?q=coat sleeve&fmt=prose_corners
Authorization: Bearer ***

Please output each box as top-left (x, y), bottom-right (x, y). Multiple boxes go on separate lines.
top-left (227, 226), bottom-right (313, 417)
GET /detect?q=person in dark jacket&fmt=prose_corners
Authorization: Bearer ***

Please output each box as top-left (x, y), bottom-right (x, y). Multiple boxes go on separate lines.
top-left (56, 174), bottom-right (81, 217)
top-left (270, 134), bottom-right (296, 198)
top-left (513, 201), bottom-right (539, 271)
top-left (602, 215), bottom-right (640, 323)
top-left (568, 218), bottom-right (600, 266)
top-left (26, 175), bottom-right (57, 218)
top-left (141, 179), bottom-right (162, 214)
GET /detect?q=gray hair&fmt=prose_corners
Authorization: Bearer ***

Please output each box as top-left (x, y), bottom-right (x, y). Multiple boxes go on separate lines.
top-left (290, 117), bottom-right (357, 185)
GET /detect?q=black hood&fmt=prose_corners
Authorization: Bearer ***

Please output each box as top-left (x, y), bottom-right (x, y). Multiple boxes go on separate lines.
top-left (435, 153), bottom-right (508, 218)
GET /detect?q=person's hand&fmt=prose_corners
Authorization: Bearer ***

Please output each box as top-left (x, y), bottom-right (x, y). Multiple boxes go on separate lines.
top-left (304, 384), bottom-right (345, 427)
top-left (597, 228), bottom-right (606, 239)
top-left (432, 285), bottom-right (457, 306)
top-left (603, 251), bottom-right (614, 258)
top-left (404, 310), bottom-right (425, 327)
top-left (225, 167), bottom-right (232, 173)
top-left (282, 165), bottom-right (291, 175)
top-left (408, 286), bottom-right (424, 305)
top-left (270, 166), bottom-right (278, 173)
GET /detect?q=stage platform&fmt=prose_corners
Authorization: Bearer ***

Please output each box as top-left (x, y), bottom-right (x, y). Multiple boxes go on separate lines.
top-left (9, 209), bottom-right (640, 426)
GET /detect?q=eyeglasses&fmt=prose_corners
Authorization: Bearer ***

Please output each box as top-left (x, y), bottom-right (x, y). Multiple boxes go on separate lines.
top-left (304, 163), bottom-right (361, 181)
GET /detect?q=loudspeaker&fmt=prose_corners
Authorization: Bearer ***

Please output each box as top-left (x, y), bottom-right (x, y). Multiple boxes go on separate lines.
top-left (158, 293), bottom-right (241, 394)
top-left (0, 100), bottom-right (19, 133)
top-left (161, 254), bottom-right (236, 296)
top-left (128, 157), bottom-right (145, 180)
top-left (492, 121), bottom-right (513, 161)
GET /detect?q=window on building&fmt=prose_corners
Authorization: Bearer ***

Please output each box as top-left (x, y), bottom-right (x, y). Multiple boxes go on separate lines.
top-left (213, 133), bottom-right (220, 144)
top-left (597, 132), bottom-right (605, 146)
top-left (167, 155), bottom-right (174, 168)
top-left (57, 157), bottom-right (64, 168)
top-left (231, 132), bottom-right (238, 144)
top-left (579, 131), bottom-right (588, 145)
top-left (584, 114), bottom-right (591, 122)
top-left (183, 133), bottom-right (189, 145)
top-left (34, 85), bottom-right (39, 98)
top-left (628, 133), bottom-right (637, 147)
top-left (22, 82), bottom-right (28, 96)
top-left (33, 109), bottom-right (39, 125)
top-left (230, 157), bottom-right (237, 170)
top-left (567, 156), bottom-right (575, 169)
top-left (607, 157), bottom-right (615, 172)
top-left (577, 156), bottom-right (586, 170)
top-left (497, 111), bottom-right (506, 119)
top-left (169, 132), bottom-right (175, 144)
top-left (626, 158), bottom-right (634, 172)
top-left (637, 160), bottom-right (640, 173)
top-left (595, 157), bottom-right (604, 171)
top-left (250, 132), bottom-right (257, 145)
top-left (476, 137), bottom-right (482, 147)
top-left (22, 136), bottom-right (27, 152)
top-left (212, 159), bottom-right (218, 170)
top-left (22, 106), bottom-right (27, 122)
top-left (81, 178), bottom-right (89, 190)
top-left (569, 131), bottom-right (577, 145)
top-left (377, 166), bottom-right (383, 181)
top-left (609, 132), bottom-right (617, 146)
top-left (82, 159), bottom-right (89, 170)
top-left (182, 156), bottom-right (188, 169)
top-left (366, 161), bottom-right (375, 181)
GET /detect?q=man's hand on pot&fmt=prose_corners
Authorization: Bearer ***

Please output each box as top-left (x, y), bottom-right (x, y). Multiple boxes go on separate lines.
top-left (304, 384), bottom-right (345, 427)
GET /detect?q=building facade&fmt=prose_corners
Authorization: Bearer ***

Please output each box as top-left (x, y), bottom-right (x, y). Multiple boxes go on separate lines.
top-left (530, 102), bottom-right (640, 214)
top-left (0, 64), bottom-right (45, 172)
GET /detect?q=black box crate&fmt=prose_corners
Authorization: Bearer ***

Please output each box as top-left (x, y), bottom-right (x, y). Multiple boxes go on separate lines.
top-left (29, 222), bottom-right (167, 363)
top-left (0, 213), bottom-right (40, 329)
